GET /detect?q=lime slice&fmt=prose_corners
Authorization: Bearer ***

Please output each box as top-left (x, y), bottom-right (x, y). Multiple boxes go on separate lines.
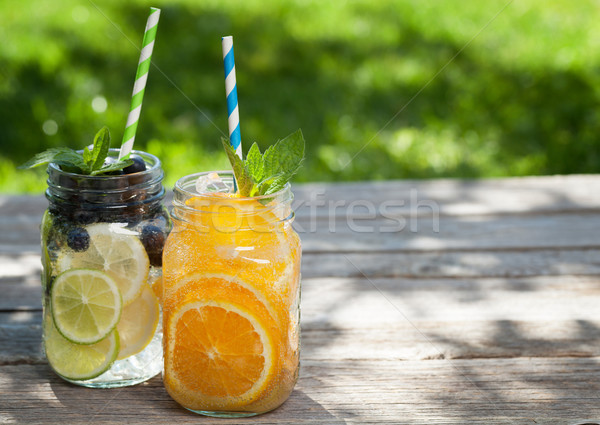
top-left (51, 269), bottom-right (122, 344)
top-left (57, 223), bottom-right (150, 305)
top-left (45, 312), bottom-right (119, 381)
top-left (41, 210), bottom-right (54, 291)
top-left (117, 284), bottom-right (160, 360)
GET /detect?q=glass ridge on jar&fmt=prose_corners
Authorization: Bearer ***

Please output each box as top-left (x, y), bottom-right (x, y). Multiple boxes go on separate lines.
top-left (41, 149), bottom-right (171, 388)
top-left (162, 171), bottom-right (301, 417)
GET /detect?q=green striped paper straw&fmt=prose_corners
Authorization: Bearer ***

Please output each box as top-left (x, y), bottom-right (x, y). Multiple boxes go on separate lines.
top-left (119, 7), bottom-right (161, 160)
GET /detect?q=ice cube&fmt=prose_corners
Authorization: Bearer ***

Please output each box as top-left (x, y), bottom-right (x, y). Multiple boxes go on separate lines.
top-left (195, 172), bottom-right (230, 194)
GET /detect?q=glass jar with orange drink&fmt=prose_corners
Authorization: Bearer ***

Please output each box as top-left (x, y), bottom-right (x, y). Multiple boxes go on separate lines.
top-left (162, 171), bottom-right (301, 417)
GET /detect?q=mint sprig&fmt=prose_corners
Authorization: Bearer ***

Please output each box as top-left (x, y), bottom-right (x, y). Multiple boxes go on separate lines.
top-left (222, 129), bottom-right (305, 197)
top-left (221, 138), bottom-right (255, 197)
top-left (19, 127), bottom-right (133, 175)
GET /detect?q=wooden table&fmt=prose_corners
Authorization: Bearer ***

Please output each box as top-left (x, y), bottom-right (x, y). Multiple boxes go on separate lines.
top-left (2, 175), bottom-right (600, 424)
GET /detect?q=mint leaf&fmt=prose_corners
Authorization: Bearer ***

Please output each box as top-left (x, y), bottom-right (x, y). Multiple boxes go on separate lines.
top-left (261, 129), bottom-right (304, 182)
top-left (91, 158), bottom-right (133, 175)
top-left (18, 147), bottom-right (88, 173)
top-left (220, 130), bottom-right (305, 197)
top-left (90, 126), bottom-right (111, 171)
top-left (53, 153), bottom-right (90, 174)
top-left (262, 174), bottom-right (290, 196)
top-left (19, 126), bottom-right (123, 176)
top-left (258, 129), bottom-right (304, 195)
top-left (246, 142), bottom-right (264, 183)
top-left (83, 146), bottom-right (92, 165)
top-left (255, 173), bottom-right (281, 194)
top-left (222, 138), bottom-right (255, 197)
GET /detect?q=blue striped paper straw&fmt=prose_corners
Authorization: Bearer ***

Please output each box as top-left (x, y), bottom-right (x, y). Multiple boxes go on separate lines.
top-left (222, 36), bottom-right (242, 159)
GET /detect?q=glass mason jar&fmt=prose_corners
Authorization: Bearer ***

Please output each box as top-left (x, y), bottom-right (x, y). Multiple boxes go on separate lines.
top-left (41, 149), bottom-right (171, 388)
top-left (162, 171), bottom-right (301, 417)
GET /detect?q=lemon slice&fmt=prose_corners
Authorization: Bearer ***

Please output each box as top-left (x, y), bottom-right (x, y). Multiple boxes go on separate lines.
top-left (58, 223), bottom-right (150, 305)
top-left (51, 268), bottom-right (122, 344)
top-left (44, 312), bottom-right (119, 381)
top-left (116, 284), bottom-right (160, 360)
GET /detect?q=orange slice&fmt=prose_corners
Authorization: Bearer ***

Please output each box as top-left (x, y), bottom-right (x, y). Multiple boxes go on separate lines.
top-left (148, 273), bottom-right (163, 305)
top-left (165, 300), bottom-right (274, 411)
top-left (163, 272), bottom-right (278, 322)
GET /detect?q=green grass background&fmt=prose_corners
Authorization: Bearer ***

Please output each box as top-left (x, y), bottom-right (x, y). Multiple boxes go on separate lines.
top-left (2, 0), bottom-right (600, 193)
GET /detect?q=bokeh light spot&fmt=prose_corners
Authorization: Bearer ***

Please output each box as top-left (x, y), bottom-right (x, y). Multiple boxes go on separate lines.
top-left (42, 120), bottom-right (58, 136)
top-left (91, 96), bottom-right (108, 113)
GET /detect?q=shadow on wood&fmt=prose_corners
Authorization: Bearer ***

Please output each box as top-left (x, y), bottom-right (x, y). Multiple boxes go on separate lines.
top-left (0, 365), bottom-right (346, 424)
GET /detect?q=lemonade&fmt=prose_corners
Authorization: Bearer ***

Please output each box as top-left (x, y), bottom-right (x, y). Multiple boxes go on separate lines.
top-left (162, 171), bottom-right (301, 416)
top-left (40, 149), bottom-right (171, 387)
top-left (21, 3), bottom-right (164, 386)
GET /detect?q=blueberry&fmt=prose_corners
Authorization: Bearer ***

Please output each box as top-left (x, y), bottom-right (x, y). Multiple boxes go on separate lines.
top-left (67, 227), bottom-right (90, 252)
top-left (122, 205), bottom-right (147, 226)
top-left (123, 156), bottom-right (147, 174)
top-left (73, 209), bottom-right (98, 225)
top-left (140, 225), bottom-right (165, 267)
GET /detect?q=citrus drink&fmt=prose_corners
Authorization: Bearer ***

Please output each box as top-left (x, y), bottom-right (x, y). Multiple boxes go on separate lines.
top-left (41, 150), bottom-right (170, 387)
top-left (162, 172), bottom-right (301, 417)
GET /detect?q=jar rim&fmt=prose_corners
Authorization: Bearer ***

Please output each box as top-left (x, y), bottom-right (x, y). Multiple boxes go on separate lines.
top-left (47, 149), bottom-right (161, 180)
top-left (46, 149), bottom-right (166, 211)
top-left (174, 170), bottom-right (291, 200)
top-left (171, 171), bottom-right (294, 226)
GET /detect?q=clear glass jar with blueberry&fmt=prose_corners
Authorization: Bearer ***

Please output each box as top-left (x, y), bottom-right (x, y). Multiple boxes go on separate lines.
top-left (41, 149), bottom-right (171, 388)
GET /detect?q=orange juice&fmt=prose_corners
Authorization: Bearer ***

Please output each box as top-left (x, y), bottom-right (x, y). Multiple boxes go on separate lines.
top-left (162, 171), bottom-right (301, 417)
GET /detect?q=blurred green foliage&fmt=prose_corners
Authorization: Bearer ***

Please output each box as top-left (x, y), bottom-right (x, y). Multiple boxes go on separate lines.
top-left (2, 0), bottom-right (600, 193)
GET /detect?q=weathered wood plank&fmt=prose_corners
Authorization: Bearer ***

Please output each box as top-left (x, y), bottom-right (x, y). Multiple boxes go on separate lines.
top-left (300, 275), bottom-right (600, 360)
top-left (299, 275), bottom-right (600, 323)
top-left (5, 314), bottom-right (600, 365)
top-left (293, 213), bottom-right (600, 252)
top-left (4, 175), bottom-right (600, 221)
top-left (6, 249), bottom-right (600, 295)
top-left (0, 322), bottom-right (43, 365)
top-left (3, 175), bottom-right (600, 253)
top-left (3, 212), bottom-right (600, 252)
top-left (0, 196), bottom-right (47, 218)
top-left (292, 175), bottom-right (600, 218)
top-left (302, 249), bottom-right (600, 278)
top-left (6, 275), bottom-right (600, 319)
top-left (2, 359), bottom-right (600, 424)
top-left (0, 252), bottom-right (41, 285)
top-left (4, 276), bottom-right (600, 363)
top-left (0, 284), bottom-right (40, 311)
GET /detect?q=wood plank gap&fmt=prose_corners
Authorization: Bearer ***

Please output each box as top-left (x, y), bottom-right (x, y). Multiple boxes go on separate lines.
top-left (303, 245), bottom-right (600, 255)
top-left (10, 245), bottom-right (600, 256)
top-left (0, 308), bottom-right (42, 313)
top-left (330, 272), bottom-right (600, 280)
top-left (445, 353), bottom-right (600, 361)
top-left (296, 207), bottom-right (600, 221)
